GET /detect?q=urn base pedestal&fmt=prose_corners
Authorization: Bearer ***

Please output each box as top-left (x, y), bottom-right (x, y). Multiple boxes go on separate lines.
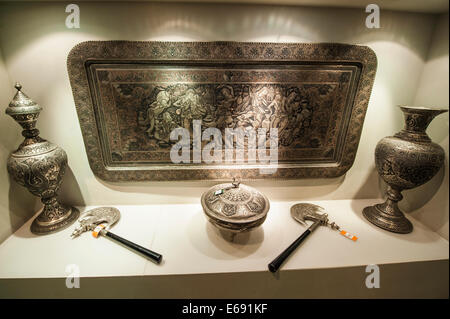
top-left (363, 203), bottom-right (413, 234)
top-left (30, 205), bottom-right (80, 235)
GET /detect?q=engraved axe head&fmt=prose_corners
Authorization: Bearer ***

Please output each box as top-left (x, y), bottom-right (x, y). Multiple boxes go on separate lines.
top-left (290, 203), bottom-right (329, 226)
top-left (71, 207), bottom-right (120, 238)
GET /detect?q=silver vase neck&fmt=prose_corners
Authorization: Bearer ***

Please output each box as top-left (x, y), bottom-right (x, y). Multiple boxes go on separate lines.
top-left (395, 106), bottom-right (448, 143)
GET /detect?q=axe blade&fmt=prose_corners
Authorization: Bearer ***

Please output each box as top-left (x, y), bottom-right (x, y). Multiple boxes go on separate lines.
top-left (290, 203), bottom-right (327, 225)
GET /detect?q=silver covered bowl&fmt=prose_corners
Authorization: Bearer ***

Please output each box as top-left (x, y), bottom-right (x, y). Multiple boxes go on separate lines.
top-left (201, 181), bottom-right (270, 233)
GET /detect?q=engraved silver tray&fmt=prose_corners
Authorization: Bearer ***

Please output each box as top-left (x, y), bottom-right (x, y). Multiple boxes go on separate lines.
top-left (67, 41), bottom-right (377, 181)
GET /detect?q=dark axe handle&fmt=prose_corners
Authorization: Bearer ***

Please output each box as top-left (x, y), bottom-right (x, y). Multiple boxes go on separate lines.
top-left (268, 220), bottom-right (319, 273)
top-left (104, 230), bottom-right (163, 264)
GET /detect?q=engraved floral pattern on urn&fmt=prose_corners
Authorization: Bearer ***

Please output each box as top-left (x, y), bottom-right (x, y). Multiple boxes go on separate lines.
top-left (363, 106), bottom-right (448, 234)
top-left (5, 83), bottom-right (79, 234)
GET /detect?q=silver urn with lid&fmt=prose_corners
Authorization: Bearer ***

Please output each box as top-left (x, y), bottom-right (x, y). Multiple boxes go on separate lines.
top-left (5, 83), bottom-right (80, 235)
top-left (201, 179), bottom-right (270, 233)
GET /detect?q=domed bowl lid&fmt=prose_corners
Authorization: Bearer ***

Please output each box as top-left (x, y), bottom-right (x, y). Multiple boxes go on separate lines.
top-left (201, 180), bottom-right (270, 226)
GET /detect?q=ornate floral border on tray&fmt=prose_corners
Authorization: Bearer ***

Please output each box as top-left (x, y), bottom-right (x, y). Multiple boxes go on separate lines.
top-left (67, 41), bottom-right (377, 181)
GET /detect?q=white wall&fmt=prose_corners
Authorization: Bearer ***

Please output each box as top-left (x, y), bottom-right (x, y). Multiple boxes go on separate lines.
top-left (408, 13), bottom-right (449, 239)
top-left (0, 2), bottom-right (447, 241)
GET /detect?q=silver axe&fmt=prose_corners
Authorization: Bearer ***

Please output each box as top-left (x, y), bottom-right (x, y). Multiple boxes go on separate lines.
top-left (268, 203), bottom-right (342, 273)
top-left (71, 207), bottom-right (162, 264)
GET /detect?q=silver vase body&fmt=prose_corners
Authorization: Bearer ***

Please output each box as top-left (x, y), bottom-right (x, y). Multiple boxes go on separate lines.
top-left (363, 106), bottom-right (448, 233)
top-left (5, 83), bottom-right (79, 235)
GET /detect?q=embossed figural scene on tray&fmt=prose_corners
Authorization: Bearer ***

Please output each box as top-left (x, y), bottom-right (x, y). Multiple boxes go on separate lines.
top-left (67, 41), bottom-right (377, 181)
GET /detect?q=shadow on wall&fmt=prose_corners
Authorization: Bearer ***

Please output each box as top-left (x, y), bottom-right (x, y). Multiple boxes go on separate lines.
top-left (353, 166), bottom-right (382, 199)
top-left (401, 165), bottom-right (446, 213)
top-left (58, 166), bottom-right (85, 207)
top-left (95, 174), bottom-right (347, 203)
top-left (6, 175), bottom-right (36, 237)
top-left (407, 163), bottom-right (448, 235)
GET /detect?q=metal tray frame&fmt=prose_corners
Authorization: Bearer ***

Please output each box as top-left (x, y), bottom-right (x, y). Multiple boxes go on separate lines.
top-left (67, 41), bottom-right (377, 181)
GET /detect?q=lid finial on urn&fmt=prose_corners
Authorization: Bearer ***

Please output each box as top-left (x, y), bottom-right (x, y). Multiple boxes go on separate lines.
top-left (5, 83), bottom-right (42, 136)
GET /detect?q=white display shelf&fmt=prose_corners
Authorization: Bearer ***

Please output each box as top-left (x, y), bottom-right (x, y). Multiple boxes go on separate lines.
top-left (0, 199), bottom-right (448, 279)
